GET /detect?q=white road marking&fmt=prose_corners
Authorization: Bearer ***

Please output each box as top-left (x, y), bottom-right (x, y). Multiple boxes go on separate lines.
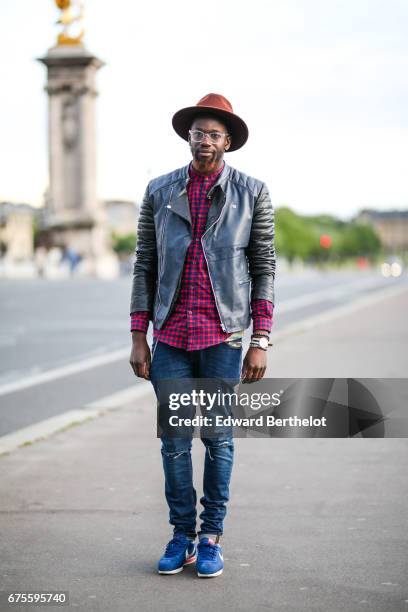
top-left (272, 283), bottom-right (408, 343)
top-left (0, 347), bottom-right (130, 397)
top-left (277, 276), bottom-right (389, 314)
top-left (0, 278), bottom-right (405, 398)
top-left (1, 281), bottom-right (406, 456)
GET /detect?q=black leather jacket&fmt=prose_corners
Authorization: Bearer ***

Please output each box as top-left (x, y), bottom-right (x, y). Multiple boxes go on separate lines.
top-left (130, 161), bottom-right (275, 333)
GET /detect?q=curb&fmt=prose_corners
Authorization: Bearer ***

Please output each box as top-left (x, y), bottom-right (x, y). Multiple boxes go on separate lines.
top-left (0, 383), bottom-right (151, 457)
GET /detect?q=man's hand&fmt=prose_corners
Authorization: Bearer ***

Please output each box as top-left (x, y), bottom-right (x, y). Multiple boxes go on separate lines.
top-left (241, 347), bottom-right (267, 384)
top-left (129, 331), bottom-right (151, 380)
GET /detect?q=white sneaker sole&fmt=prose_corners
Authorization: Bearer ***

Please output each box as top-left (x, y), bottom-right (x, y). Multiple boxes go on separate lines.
top-left (197, 567), bottom-right (224, 578)
top-left (158, 555), bottom-right (197, 575)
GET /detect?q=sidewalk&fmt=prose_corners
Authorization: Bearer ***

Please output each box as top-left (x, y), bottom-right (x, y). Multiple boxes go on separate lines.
top-left (269, 283), bottom-right (408, 378)
top-left (1, 287), bottom-right (407, 611)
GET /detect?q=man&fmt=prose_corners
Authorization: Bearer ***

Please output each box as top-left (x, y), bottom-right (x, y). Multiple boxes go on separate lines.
top-left (129, 93), bottom-right (275, 578)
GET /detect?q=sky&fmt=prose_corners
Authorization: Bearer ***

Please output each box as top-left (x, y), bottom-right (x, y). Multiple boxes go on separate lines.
top-left (0, 0), bottom-right (407, 220)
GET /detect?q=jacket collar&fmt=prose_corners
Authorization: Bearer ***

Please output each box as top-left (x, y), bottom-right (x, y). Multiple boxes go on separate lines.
top-left (171, 161), bottom-right (230, 226)
top-left (182, 160), bottom-right (230, 194)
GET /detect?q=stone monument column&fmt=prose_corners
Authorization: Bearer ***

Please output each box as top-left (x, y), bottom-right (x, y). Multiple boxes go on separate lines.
top-left (37, 0), bottom-right (118, 278)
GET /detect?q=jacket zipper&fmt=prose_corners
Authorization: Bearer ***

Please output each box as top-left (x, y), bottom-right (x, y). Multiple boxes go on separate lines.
top-left (159, 184), bottom-right (189, 327)
top-left (201, 194), bottom-right (228, 332)
top-left (160, 267), bottom-right (183, 328)
top-left (157, 186), bottom-right (173, 308)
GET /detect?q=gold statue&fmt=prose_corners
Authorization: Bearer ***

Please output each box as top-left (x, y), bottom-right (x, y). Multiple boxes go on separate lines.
top-left (54, 0), bottom-right (85, 46)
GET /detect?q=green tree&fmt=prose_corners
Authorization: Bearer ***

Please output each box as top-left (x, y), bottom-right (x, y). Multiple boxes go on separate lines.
top-left (111, 232), bottom-right (136, 255)
top-left (275, 207), bottom-right (382, 263)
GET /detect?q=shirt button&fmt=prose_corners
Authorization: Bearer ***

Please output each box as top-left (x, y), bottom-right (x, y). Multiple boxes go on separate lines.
top-left (188, 310), bottom-right (193, 315)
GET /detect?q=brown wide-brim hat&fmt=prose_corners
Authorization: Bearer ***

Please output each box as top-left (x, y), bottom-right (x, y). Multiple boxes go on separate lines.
top-left (172, 93), bottom-right (249, 152)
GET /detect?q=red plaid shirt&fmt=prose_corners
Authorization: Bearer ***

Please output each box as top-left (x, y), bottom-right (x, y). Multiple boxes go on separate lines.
top-left (131, 161), bottom-right (273, 350)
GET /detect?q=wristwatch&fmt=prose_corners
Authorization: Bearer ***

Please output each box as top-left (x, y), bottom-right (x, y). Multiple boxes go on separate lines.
top-left (249, 336), bottom-right (269, 350)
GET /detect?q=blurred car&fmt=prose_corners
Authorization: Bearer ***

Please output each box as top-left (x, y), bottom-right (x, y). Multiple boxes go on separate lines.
top-left (381, 256), bottom-right (404, 278)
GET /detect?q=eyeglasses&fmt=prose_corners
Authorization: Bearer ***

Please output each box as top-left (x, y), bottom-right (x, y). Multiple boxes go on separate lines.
top-left (189, 129), bottom-right (229, 144)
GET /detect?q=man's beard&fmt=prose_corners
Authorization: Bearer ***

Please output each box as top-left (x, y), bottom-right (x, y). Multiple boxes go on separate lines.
top-left (194, 148), bottom-right (222, 167)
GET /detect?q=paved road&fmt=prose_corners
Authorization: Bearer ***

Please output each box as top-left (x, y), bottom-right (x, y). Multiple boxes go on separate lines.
top-left (0, 269), bottom-right (407, 436)
top-left (0, 285), bottom-right (407, 611)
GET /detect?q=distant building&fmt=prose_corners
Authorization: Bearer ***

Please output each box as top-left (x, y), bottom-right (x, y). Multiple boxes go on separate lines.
top-left (355, 209), bottom-right (408, 252)
top-left (104, 200), bottom-right (139, 236)
top-left (0, 202), bottom-right (37, 260)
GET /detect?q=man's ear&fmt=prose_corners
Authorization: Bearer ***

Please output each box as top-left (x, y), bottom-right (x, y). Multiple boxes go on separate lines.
top-left (225, 136), bottom-right (231, 151)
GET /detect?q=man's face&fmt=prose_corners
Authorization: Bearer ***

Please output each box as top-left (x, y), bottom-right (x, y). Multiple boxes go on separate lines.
top-left (188, 115), bottom-right (231, 173)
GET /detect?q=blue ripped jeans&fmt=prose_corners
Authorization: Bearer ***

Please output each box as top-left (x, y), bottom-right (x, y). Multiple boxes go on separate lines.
top-left (149, 339), bottom-right (243, 539)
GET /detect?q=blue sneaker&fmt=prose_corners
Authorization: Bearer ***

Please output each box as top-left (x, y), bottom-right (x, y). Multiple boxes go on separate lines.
top-left (196, 537), bottom-right (224, 578)
top-left (158, 534), bottom-right (197, 574)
